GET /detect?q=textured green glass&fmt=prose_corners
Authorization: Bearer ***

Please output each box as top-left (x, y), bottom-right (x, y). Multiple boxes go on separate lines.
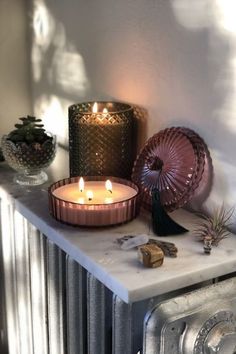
top-left (69, 102), bottom-right (136, 178)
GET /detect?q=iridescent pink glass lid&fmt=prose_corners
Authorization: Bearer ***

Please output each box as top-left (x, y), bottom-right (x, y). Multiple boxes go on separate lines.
top-left (132, 127), bottom-right (210, 212)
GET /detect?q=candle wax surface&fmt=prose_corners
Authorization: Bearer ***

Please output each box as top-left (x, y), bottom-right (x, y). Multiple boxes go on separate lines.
top-left (52, 182), bottom-right (137, 204)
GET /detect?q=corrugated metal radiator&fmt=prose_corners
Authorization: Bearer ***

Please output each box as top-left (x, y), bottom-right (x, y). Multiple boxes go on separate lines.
top-left (1, 195), bottom-right (236, 354)
top-left (0, 196), bottom-right (144, 354)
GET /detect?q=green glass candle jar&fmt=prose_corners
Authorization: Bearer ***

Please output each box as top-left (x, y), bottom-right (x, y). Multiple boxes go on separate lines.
top-left (68, 101), bottom-right (136, 178)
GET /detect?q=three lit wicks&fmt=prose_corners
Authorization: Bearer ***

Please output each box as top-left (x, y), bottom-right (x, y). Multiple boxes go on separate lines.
top-left (79, 177), bottom-right (112, 202)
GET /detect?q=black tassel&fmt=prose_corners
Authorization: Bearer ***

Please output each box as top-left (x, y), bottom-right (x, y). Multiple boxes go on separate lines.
top-left (152, 188), bottom-right (188, 236)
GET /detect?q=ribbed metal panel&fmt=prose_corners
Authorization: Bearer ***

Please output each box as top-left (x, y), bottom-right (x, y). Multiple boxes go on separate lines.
top-left (0, 198), bottom-right (20, 354)
top-left (0, 198), bottom-right (9, 354)
top-left (28, 227), bottom-right (48, 354)
top-left (3, 191), bottom-right (235, 354)
top-left (13, 210), bottom-right (33, 354)
top-left (112, 295), bottom-right (133, 354)
top-left (87, 273), bottom-right (112, 354)
top-left (66, 256), bottom-right (87, 354)
top-left (47, 241), bottom-right (66, 354)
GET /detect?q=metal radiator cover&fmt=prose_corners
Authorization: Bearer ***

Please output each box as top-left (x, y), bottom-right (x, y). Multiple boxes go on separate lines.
top-left (1, 191), bottom-right (236, 354)
top-left (143, 277), bottom-right (236, 354)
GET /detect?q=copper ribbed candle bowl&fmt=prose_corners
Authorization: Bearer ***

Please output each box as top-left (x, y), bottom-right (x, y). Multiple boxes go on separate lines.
top-left (68, 101), bottom-right (136, 178)
top-left (48, 176), bottom-right (141, 227)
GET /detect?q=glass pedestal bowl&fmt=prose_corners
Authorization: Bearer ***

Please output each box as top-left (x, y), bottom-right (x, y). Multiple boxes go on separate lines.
top-left (1, 134), bottom-right (56, 186)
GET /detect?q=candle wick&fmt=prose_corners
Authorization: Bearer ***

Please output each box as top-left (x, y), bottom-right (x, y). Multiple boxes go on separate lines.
top-left (88, 197), bottom-right (92, 201)
top-left (108, 189), bottom-right (112, 194)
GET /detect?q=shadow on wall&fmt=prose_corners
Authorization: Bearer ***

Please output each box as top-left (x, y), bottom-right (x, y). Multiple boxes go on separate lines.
top-left (30, 0), bottom-right (236, 225)
top-left (170, 0), bottom-right (236, 224)
top-left (31, 0), bottom-right (149, 150)
top-left (170, 0), bottom-right (236, 163)
top-left (31, 0), bottom-right (91, 146)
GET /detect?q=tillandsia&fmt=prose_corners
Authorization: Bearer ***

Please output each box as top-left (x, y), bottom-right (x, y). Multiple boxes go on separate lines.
top-left (194, 206), bottom-right (234, 247)
top-left (7, 115), bottom-right (52, 145)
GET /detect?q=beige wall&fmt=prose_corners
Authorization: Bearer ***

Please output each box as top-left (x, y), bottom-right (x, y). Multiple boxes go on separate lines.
top-left (0, 0), bottom-right (32, 137)
top-left (25, 0), bottom-right (236, 226)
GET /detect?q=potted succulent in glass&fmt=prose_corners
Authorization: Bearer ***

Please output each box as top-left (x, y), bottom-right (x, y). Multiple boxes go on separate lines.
top-left (1, 115), bottom-right (56, 185)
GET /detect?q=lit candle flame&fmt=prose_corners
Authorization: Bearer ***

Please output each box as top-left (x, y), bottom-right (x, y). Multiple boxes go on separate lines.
top-left (78, 177), bottom-right (84, 192)
top-left (103, 107), bottom-right (108, 114)
top-left (105, 179), bottom-right (112, 194)
top-left (86, 190), bottom-right (93, 201)
top-left (92, 102), bottom-right (98, 113)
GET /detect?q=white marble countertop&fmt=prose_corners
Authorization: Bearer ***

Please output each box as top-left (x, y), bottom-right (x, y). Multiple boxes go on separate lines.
top-left (1, 150), bottom-right (236, 303)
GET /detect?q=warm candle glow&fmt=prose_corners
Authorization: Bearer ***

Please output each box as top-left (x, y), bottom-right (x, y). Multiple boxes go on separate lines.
top-left (52, 181), bottom-right (137, 204)
top-left (102, 107), bottom-right (109, 121)
top-left (78, 177), bottom-right (84, 192)
top-left (50, 177), bottom-right (140, 226)
top-left (78, 197), bottom-right (84, 204)
top-left (105, 197), bottom-right (113, 204)
top-left (86, 190), bottom-right (93, 201)
top-left (92, 102), bottom-right (98, 113)
top-left (105, 179), bottom-right (112, 193)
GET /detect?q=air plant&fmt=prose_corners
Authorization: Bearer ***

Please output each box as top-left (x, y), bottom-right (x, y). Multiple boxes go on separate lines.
top-left (194, 206), bottom-right (234, 254)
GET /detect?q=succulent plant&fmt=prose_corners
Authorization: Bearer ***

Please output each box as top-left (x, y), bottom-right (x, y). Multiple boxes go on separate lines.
top-left (194, 206), bottom-right (234, 249)
top-left (7, 115), bottom-right (52, 145)
top-left (1, 115), bottom-right (56, 185)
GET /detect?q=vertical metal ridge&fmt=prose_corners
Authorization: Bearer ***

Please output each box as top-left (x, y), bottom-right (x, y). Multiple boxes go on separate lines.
top-left (47, 241), bottom-right (67, 354)
top-left (112, 295), bottom-right (133, 354)
top-left (28, 227), bottom-right (48, 354)
top-left (66, 257), bottom-right (87, 354)
top-left (13, 211), bottom-right (33, 354)
top-left (0, 198), bottom-right (9, 354)
top-left (0, 199), bottom-right (20, 354)
top-left (87, 273), bottom-right (112, 354)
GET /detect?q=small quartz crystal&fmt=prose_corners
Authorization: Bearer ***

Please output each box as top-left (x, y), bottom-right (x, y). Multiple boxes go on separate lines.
top-left (121, 234), bottom-right (149, 250)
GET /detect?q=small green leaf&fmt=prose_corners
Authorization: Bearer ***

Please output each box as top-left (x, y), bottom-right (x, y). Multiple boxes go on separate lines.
top-left (25, 133), bottom-right (34, 142)
top-left (15, 123), bottom-right (24, 128)
top-left (35, 128), bottom-right (46, 133)
top-left (9, 135), bottom-right (22, 142)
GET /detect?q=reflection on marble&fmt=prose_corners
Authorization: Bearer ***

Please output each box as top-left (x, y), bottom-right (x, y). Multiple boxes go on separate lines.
top-left (1, 153), bottom-right (236, 303)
